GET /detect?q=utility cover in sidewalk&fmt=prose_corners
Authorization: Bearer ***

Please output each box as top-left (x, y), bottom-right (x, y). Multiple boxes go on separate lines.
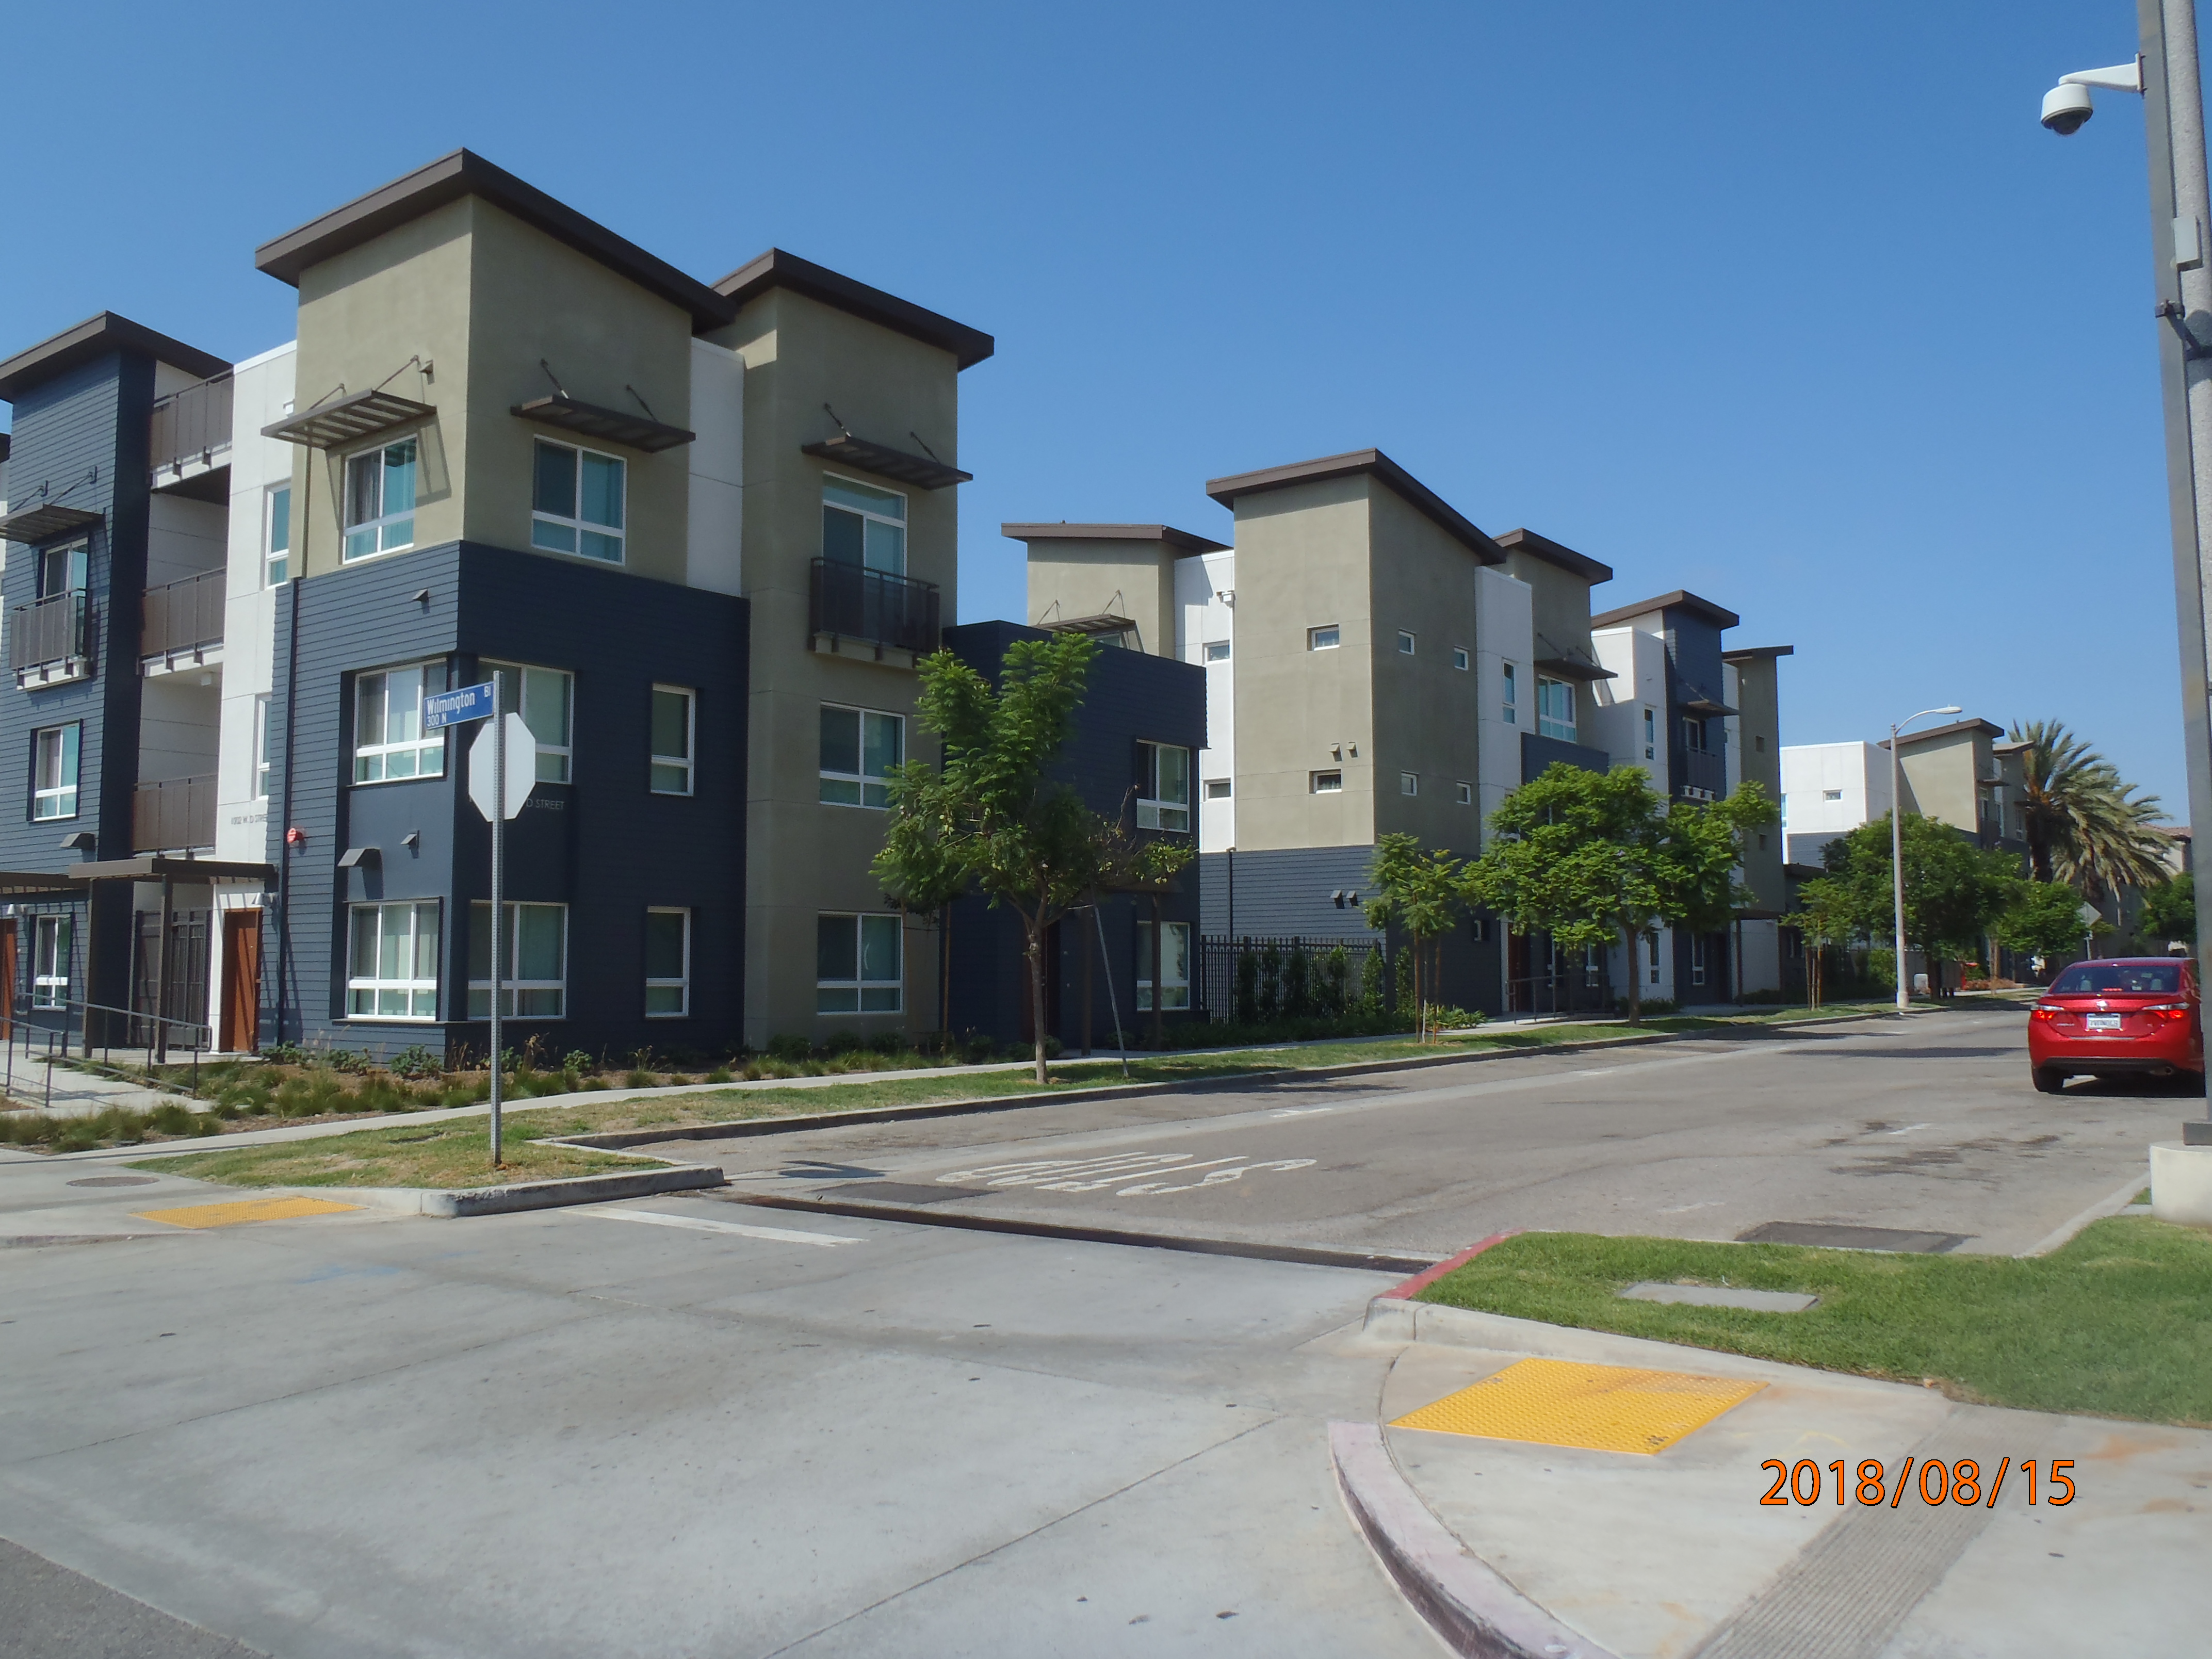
top-left (1618, 1281), bottom-right (1817, 1312)
top-left (1390, 1357), bottom-right (1763, 1455)
top-left (135, 1196), bottom-right (361, 1230)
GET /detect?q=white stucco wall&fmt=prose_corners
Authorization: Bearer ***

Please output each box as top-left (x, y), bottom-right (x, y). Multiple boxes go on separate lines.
top-left (1473, 565), bottom-right (1532, 847)
top-left (1781, 740), bottom-right (1891, 863)
top-left (216, 343), bottom-right (296, 867)
top-left (1176, 549), bottom-right (1236, 853)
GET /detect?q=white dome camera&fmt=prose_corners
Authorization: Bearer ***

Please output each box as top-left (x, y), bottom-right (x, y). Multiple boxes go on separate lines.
top-left (2041, 82), bottom-right (2095, 135)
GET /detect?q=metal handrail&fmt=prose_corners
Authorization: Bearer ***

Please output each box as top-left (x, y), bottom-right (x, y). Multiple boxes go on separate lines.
top-left (5, 996), bottom-right (208, 1112)
top-left (140, 567), bottom-right (226, 660)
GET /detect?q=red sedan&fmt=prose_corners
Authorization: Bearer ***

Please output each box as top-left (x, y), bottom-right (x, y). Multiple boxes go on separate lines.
top-left (2029, 957), bottom-right (2202, 1093)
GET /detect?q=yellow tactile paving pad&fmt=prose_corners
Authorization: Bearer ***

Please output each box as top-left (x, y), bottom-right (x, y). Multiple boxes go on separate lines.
top-left (1390, 1357), bottom-right (1765, 1455)
top-left (134, 1196), bottom-right (361, 1230)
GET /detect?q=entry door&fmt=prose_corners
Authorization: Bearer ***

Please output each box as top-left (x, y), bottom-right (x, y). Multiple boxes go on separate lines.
top-left (221, 910), bottom-right (263, 1054)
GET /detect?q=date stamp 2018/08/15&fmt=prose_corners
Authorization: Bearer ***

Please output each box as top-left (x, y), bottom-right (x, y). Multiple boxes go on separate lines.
top-left (1760, 1457), bottom-right (2075, 1509)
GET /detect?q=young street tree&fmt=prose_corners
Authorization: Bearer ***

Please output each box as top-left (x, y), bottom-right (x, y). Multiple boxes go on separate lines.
top-left (1782, 877), bottom-right (1857, 1009)
top-left (873, 632), bottom-right (1189, 1083)
top-left (1362, 834), bottom-right (1468, 1042)
top-left (1466, 763), bottom-right (1777, 1023)
top-left (1996, 877), bottom-right (2103, 968)
top-left (1814, 813), bottom-right (2021, 994)
top-left (2137, 871), bottom-right (2195, 948)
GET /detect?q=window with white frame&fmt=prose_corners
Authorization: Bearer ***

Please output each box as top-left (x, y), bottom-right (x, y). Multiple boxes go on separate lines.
top-left (265, 484), bottom-right (292, 586)
top-left (1136, 919), bottom-right (1191, 1011)
top-left (353, 662), bottom-right (447, 783)
top-left (38, 542), bottom-right (87, 598)
top-left (1136, 741), bottom-right (1191, 832)
top-left (822, 476), bottom-right (906, 574)
top-left (1690, 933), bottom-right (1709, 987)
top-left (1584, 945), bottom-right (1602, 988)
top-left (32, 914), bottom-right (71, 1010)
top-left (1502, 662), bottom-right (1517, 724)
top-left (1456, 781), bottom-right (1472, 805)
top-left (531, 438), bottom-right (625, 563)
top-left (1311, 770), bottom-right (1342, 793)
top-left (650, 686), bottom-right (695, 795)
top-left (342, 437), bottom-right (417, 561)
top-left (31, 724), bottom-right (79, 820)
top-left (818, 913), bottom-right (901, 1013)
top-left (1397, 630), bottom-right (1416, 655)
top-left (1537, 676), bottom-right (1576, 741)
top-left (468, 901), bottom-right (568, 1018)
top-left (1204, 778), bottom-right (1231, 800)
top-left (253, 696), bottom-right (272, 798)
top-left (1308, 624), bottom-right (1339, 650)
top-left (1643, 706), bottom-right (1655, 759)
top-left (347, 900), bottom-right (441, 1020)
top-left (1452, 646), bottom-right (1469, 671)
top-left (1203, 640), bottom-right (1230, 663)
top-left (483, 661), bottom-right (574, 784)
top-left (819, 704), bottom-right (904, 808)
top-left (1823, 788), bottom-right (1842, 801)
top-left (645, 907), bottom-right (690, 1016)
top-left (1648, 931), bottom-right (1661, 985)
top-left (1400, 772), bottom-right (1418, 796)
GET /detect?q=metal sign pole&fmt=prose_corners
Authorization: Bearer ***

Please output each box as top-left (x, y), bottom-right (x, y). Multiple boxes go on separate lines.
top-left (490, 704), bottom-right (504, 1168)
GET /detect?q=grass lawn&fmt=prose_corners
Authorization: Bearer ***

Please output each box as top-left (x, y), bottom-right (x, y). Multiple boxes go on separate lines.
top-left (131, 1119), bottom-right (643, 1190)
top-left (1416, 1221), bottom-right (2212, 1427)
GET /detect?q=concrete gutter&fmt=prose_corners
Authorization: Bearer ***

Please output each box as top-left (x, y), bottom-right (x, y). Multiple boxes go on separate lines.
top-left (1329, 1420), bottom-right (1619, 1659)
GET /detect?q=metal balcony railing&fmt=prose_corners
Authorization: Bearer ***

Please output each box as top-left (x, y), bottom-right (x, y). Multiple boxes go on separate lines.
top-left (140, 568), bottom-right (225, 664)
top-left (809, 558), bottom-right (941, 656)
top-left (149, 373), bottom-right (234, 479)
top-left (10, 591), bottom-right (91, 685)
top-left (133, 775), bottom-right (216, 853)
top-left (1680, 746), bottom-right (1728, 800)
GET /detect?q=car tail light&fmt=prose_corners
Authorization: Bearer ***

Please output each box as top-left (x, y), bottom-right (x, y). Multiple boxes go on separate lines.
top-left (2031, 1005), bottom-right (2062, 1020)
top-left (2141, 1003), bottom-right (2192, 1021)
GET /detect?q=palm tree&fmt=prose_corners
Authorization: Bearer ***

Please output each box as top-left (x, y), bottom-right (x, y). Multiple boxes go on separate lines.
top-left (2007, 721), bottom-right (2171, 900)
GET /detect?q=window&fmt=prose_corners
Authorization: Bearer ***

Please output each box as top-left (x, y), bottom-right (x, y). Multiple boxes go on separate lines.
top-left (1136, 919), bottom-right (1191, 1011)
top-left (820, 705), bottom-right (905, 808)
top-left (651, 686), bottom-right (695, 796)
top-left (347, 901), bottom-right (440, 1020)
top-left (1136, 741), bottom-right (1191, 832)
top-left (265, 485), bottom-right (292, 586)
top-left (822, 476), bottom-right (906, 575)
top-left (1648, 931), bottom-right (1661, 985)
top-left (1203, 640), bottom-right (1230, 663)
top-left (1452, 647), bottom-right (1469, 671)
top-left (342, 438), bottom-right (417, 561)
top-left (1537, 676), bottom-right (1576, 741)
top-left (353, 662), bottom-right (447, 783)
top-left (1401, 772), bottom-right (1418, 796)
top-left (818, 913), bottom-right (901, 1013)
top-left (1397, 630), bottom-right (1416, 655)
top-left (1683, 718), bottom-right (1709, 752)
top-left (1584, 945), bottom-right (1602, 988)
top-left (38, 543), bottom-right (87, 598)
top-left (468, 901), bottom-right (567, 1018)
top-left (253, 696), bottom-right (272, 799)
top-left (1502, 662), bottom-right (1517, 724)
top-left (1755, 735), bottom-right (1766, 752)
top-left (1205, 778), bottom-right (1231, 800)
top-left (1823, 789), bottom-right (1843, 801)
top-left (1456, 781), bottom-right (1472, 805)
top-left (31, 724), bottom-right (79, 820)
top-left (483, 661), bottom-right (574, 784)
top-left (1690, 934), bottom-right (1709, 988)
top-left (531, 439), bottom-right (625, 563)
top-left (1311, 770), bottom-right (1343, 793)
top-left (31, 914), bottom-right (71, 1010)
top-left (1309, 625), bottom-right (1340, 650)
top-left (1643, 707), bottom-right (1655, 760)
top-left (645, 908), bottom-right (691, 1017)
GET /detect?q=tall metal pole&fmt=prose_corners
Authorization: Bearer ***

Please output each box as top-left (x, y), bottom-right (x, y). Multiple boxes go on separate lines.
top-left (1891, 726), bottom-right (1910, 1014)
top-left (489, 706), bottom-right (504, 1167)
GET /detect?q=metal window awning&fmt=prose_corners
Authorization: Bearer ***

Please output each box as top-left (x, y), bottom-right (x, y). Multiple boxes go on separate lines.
top-left (1682, 694), bottom-right (1737, 716)
top-left (0, 869), bottom-right (88, 898)
top-left (263, 389), bottom-right (436, 450)
top-left (511, 394), bottom-right (695, 453)
top-left (1047, 613), bottom-right (1137, 638)
top-left (802, 432), bottom-right (971, 490)
top-left (0, 503), bottom-right (102, 545)
top-left (1535, 655), bottom-right (1617, 682)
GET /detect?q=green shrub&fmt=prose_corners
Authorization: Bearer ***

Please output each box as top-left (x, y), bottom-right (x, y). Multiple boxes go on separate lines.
top-left (624, 1069), bottom-right (654, 1089)
top-left (767, 1034), bottom-right (811, 1061)
top-left (260, 1042), bottom-right (306, 1065)
top-left (146, 1103), bottom-right (196, 1135)
top-left (704, 1067), bottom-right (734, 1084)
top-left (389, 1044), bottom-right (444, 1080)
top-left (561, 1050), bottom-right (596, 1075)
top-left (1426, 1005), bottom-right (1487, 1031)
top-left (324, 1048), bottom-right (372, 1075)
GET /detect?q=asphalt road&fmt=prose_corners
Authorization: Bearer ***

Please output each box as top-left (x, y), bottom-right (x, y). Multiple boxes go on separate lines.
top-left (681, 1003), bottom-right (2177, 1260)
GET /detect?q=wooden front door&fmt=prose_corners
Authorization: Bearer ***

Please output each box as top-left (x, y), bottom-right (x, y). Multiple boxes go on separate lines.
top-left (221, 910), bottom-right (263, 1054)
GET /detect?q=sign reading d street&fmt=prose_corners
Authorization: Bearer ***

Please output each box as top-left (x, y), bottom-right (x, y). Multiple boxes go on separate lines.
top-left (422, 682), bottom-right (496, 729)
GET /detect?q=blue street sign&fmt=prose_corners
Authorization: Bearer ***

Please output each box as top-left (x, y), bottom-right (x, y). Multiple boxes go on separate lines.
top-left (422, 682), bottom-right (497, 729)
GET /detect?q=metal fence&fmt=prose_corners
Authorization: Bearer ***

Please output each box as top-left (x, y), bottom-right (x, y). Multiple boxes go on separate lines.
top-left (149, 372), bottom-right (234, 476)
top-left (809, 557), bottom-right (940, 654)
top-left (1197, 936), bottom-right (1388, 1023)
top-left (9, 591), bottom-right (89, 676)
top-left (140, 567), bottom-right (226, 661)
top-left (132, 775), bottom-right (217, 853)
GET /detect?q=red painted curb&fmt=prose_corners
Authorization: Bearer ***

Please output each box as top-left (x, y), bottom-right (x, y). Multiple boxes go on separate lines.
top-left (1380, 1229), bottom-right (1523, 1300)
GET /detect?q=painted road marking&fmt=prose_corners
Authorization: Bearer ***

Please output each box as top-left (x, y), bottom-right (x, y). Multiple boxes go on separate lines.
top-left (582, 1208), bottom-right (864, 1246)
top-left (1392, 1358), bottom-right (1764, 1455)
top-left (934, 1151), bottom-right (1316, 1197)
top-left (135, 1196), bottom-right (361, 1230)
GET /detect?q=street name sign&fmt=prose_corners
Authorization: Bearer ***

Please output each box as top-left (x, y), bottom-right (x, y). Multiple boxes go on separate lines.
top-left (423, 682), bottom-right (497, 729)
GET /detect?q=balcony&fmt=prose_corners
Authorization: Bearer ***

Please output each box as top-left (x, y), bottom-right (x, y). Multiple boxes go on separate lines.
top-left (140, 568), bottom-right (225, 674)
top-left (1679, 746), bottom-right (1728, 801)
top-left (149, 372), bottom-right (234, 497)
top-left (10, 592), bottom-right (92, 688)
top-left (133, 775), bottom-right (216, 854)
top-left (809, 558), bottom-right (940, 657)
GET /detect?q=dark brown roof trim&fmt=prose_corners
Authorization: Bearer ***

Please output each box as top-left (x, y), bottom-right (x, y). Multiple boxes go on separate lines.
top-left (1495, 527), bottom-right (1613, 584)
top-left (0, 313), bottom-right (230, 402)
top-left (715, 248), bottom-right (995, 369)
top-left (1590, 589), bottom-right (1741, 630)
top-left (1721, 644), bottom-right (1795, 662)
top-left (1877, 718), bottom-right (2004, 750)
top-left (1002, 522), bottom-right (1230, 555)
top-left (1203, 448), bottom-right (1503, 563)
top-left (255, 150), bottom-right (737, 331)
top-left (1535, 655), bottom-right (1618, 682)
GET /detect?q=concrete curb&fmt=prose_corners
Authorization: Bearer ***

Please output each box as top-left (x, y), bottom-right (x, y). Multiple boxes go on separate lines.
top-left (1329, 1420), bottom-right (1619, 1659)
top-left (1, 1231), bottom-right (174, 1248)
top-left (283, 1162), bottom-right (726, 1218)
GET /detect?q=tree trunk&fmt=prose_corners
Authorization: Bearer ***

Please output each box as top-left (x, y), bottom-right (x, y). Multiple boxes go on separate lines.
top-left (1412, 933), bottom-right (1424, 1043)
top-left (1027, 914), bottom-right (1050, 1085)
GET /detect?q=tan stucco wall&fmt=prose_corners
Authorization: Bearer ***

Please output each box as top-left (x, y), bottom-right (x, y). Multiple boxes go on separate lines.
top-left (705, 288), bottom-right (962, 1045)
top-left (1023, 539), bottom-right (1176, 654)
top-left (1365, 486), bottom-right (1483, 854)
top-left (1896, 729), bottom-right (1986, 832)
top-left (1504, 551), bottom-right (1598, 671)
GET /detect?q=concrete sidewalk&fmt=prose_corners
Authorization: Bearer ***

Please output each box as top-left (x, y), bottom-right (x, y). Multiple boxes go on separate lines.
top-left (1347, 1299), bottom-right (2203, 1658)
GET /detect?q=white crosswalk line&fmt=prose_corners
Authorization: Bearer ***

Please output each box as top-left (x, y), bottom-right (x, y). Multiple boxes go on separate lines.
top-left (581, 1207), bottom-right (863, 1246)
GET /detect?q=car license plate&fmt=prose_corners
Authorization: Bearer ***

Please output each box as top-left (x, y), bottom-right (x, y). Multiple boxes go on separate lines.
top-left (2086, 1014), bottom-right (2122, 1031)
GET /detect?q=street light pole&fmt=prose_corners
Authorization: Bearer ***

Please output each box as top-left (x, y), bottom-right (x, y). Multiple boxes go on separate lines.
top-left (1890, 705), bottom-right (1963, 1014)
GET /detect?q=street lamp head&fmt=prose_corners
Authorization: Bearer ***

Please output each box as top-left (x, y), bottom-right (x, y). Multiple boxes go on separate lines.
top-left (1932, 704), bottom-right (1963, 716)
top-left (2042, 82), bottom-right (2095, 135)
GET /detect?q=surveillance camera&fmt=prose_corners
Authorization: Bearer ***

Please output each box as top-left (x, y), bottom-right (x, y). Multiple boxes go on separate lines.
top-left (2042, 82), bottom-right (2095, 134)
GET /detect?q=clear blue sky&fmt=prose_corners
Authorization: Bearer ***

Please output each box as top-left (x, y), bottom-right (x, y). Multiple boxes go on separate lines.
top-left (2, 2), bottom-right (2192, 808)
